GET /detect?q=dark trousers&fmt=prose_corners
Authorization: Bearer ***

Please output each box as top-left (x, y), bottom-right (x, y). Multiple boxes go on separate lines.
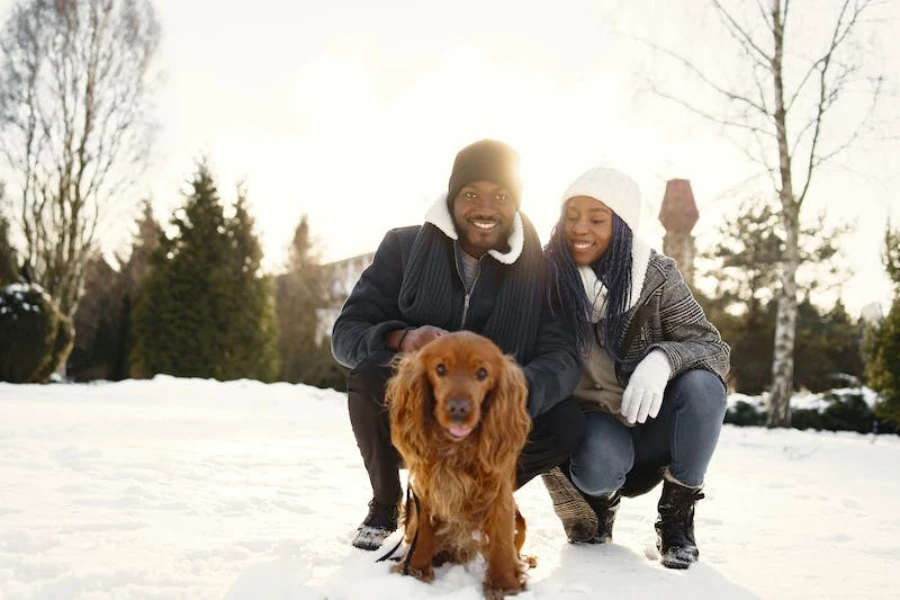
top-left (348, 355), bottom-right (585, 506)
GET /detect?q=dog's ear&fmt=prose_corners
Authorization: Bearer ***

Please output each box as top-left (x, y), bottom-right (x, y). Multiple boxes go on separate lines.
top-left (386, 350), bottom-right (433, 461)
top-left (476, 353), bottom-right (531, 475)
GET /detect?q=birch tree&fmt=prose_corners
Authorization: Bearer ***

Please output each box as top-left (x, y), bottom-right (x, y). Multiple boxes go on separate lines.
top-left (648, 0), bottom-right (887, 426)
top-left (0, 0), bottom-right (161, 316)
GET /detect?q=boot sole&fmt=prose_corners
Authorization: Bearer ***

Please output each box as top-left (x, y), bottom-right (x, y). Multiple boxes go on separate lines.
top-left (659, 546), bottom-right (699, 569)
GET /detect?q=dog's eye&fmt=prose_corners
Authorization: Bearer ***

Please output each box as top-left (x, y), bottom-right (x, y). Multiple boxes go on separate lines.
top-left (436, 363), bottom-right (447, 377)
top-left (476, 367), bottom-right (488, 380)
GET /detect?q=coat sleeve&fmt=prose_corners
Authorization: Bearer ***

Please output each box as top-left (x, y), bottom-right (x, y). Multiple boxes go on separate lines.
top-left (521, 301), bottom-right (581, 418)
top-left (647, 263), bottom-right (731, 384)
top-left (331, 229), bottom-right (410, 369)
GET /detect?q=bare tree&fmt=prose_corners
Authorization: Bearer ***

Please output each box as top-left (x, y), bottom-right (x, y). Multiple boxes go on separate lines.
top-left (0, 0), bottom-right (160, 316)
top-left (645, 0), bottom-right (887, 426)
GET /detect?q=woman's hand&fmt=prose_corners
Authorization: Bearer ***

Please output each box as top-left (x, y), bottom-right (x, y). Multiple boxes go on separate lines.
top-left (621, 350), bottom-right (671, 424)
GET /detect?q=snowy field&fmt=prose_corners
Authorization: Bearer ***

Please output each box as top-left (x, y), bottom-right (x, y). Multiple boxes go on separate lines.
top-left (1, 378), bottom-right (898, 600)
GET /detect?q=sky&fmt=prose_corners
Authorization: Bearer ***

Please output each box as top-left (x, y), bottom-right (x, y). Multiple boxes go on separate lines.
top-left (2, 377), bottom-right (898, 599)
top-left (0, 0), bottom-right (897, 316)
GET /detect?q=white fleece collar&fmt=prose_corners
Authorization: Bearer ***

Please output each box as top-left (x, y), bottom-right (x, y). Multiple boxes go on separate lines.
top-left (578, 237), bottom-right (653, 323)
top-left (424, 193), bottom-right (524, 265)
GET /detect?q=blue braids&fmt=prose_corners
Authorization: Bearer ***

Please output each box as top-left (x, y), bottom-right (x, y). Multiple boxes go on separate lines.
top-left (545, 212), bottom-right (634, 362)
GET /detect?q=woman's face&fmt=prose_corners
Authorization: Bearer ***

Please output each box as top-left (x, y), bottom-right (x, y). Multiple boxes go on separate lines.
top-left (563, 195), bottom-right (613, 266)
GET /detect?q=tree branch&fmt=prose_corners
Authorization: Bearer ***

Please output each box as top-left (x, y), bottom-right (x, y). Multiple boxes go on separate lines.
top-left (712, 0), bottom-right (773, 64)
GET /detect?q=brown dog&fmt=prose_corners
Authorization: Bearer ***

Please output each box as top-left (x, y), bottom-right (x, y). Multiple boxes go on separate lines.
top-left (386, 331), bottom-right (533, 599)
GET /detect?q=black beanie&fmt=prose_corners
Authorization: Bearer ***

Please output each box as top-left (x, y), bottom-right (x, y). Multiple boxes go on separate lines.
top-left (447, 139), bottom-right (522, 208)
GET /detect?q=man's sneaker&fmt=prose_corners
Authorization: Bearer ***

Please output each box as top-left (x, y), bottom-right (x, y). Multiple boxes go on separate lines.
top-left (541, 467), bottom-right (598, 543)
top-left (352, 499), bottom-right (399, 551)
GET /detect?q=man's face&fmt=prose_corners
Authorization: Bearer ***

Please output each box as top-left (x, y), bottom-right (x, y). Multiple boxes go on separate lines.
top-left (451, 180), bottom-right (516, 258)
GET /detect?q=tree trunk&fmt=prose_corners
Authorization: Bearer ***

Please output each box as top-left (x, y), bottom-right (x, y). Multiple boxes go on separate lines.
top-left (767, 0), bottom-right (795, 428)
top-left (768, 202), bottom-right (799, 427)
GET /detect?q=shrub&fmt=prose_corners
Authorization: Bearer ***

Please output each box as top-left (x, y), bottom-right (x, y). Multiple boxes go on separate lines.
top-left (0, 283), bottom-right (74, 382)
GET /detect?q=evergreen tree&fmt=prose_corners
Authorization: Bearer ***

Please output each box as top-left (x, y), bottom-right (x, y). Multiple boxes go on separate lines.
top-left (701, 197), bottom-right (854, 394)
top-left (703, 197), bottom-right (848, 319)
top-left (219, 188), bottom-right (279, 381)
top-left (0, 200), bottom-right (18, 285)
top-left (794, 300), bottom-right (865, 393)
top-left (131, 163), bottom-right (278, 381)
top-left (68, 253), bottom-right (124, 381)
top-left (864, 223), bottom-right (900, 423)
top-left (118, 200), bottom-right (165, 379)
top-left (275, 215), bottom-right (341, 386)
top-left (884, 222), bottom-right (900, 289)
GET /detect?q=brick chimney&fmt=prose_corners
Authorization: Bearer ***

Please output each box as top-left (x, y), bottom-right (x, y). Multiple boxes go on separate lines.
top-left (659, 179), bottom-right (699, 287)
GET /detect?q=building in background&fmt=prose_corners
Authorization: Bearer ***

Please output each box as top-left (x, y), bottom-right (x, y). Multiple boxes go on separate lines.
top-left (860, 302), bottom-right (884, 326)
top-left (315, 252), bottom-right (375, 344)
top-left (658, 179), bottom-right (700, 288)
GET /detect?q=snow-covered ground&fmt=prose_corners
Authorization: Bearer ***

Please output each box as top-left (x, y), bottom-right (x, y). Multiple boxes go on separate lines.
top-left (1, 378), bottom-right (898, 600)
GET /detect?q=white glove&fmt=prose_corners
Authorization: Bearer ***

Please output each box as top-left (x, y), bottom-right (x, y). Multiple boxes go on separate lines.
top-left (621, 350), bottom-right (672, 424)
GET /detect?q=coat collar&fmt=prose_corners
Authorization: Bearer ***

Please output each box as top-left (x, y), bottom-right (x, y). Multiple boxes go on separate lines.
top-left (424, 193), bottom-right (524, 265)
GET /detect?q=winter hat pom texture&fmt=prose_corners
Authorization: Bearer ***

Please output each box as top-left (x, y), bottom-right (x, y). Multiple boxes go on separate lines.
top-left (561, 167), bottom-right (642, 233)
top-left (447, 139), bottom-right (522, 207)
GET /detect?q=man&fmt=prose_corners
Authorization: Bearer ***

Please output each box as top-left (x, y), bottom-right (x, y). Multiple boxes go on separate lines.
top-left (332, 139), bottom-right (582, 550)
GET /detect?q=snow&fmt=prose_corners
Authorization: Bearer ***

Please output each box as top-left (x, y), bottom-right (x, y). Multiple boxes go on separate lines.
top-left (727, 387), bottom-right (882, 412)
top-left (1, 377), bottom-right (898, 599)
top-left (0, 283), bottom-right (47, 314)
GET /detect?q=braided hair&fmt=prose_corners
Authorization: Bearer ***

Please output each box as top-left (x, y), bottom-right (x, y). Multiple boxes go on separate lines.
top-left (545, 211), bottom-right (635, 362)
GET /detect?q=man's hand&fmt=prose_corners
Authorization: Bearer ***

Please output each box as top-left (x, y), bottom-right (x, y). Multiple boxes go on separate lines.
top-left (620, 350), bottom-right (671, 424)
top-left (400, 326), bottom-right (449, 352)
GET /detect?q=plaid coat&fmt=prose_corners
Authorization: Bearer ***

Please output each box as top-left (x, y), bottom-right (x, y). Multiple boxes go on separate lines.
top-left (608, 250), bottom-right (730, 386)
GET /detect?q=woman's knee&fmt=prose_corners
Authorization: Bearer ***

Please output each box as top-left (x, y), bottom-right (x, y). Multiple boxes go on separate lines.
top-left (669, 369), bottom-right (727, 418)
top-left (570, 414), bottom-right (634, 496)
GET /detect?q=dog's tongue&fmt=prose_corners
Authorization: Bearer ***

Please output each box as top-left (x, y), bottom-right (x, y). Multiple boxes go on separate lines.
top-left (449, 425), bottom-right (472, 439)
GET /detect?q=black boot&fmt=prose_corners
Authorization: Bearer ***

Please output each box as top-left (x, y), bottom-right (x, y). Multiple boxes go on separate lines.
top-left (655, 479), bottom-right (705, 569)
top-left (352, 499), bottom-right (399, 551)
top-left (541, 466), bottom-right (598, 543)
top-left (542, 467), bottom-right (622, 544)
top-left (584, 490), bottom-right (621, 544)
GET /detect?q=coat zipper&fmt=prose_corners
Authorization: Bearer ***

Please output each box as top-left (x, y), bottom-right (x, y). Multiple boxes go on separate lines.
top-left (454, 243), bottom-right (483, 329)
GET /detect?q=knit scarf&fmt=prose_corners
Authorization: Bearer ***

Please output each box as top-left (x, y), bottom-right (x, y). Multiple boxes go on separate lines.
top-left (578, 237), bottom-right (653, 323)
top-left (398, 195), bottom-right (544, 361)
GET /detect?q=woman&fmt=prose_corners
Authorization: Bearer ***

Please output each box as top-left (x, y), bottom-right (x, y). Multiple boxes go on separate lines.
top-left (542, 167), bottom-right (730, 570)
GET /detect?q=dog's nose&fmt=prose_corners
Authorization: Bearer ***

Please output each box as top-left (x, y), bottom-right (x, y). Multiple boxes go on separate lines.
top-left (447, 398), bottom-right (471, 422)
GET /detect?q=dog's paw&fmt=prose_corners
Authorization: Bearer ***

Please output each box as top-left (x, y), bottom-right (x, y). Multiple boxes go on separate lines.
top-left (483, 572), bottom-right (526, 599)
top-left (392, 561), bottom-right (434, 582)
top-left (483, 580), bottom-right (525, 600)
top-left (519, 554), bottom-right (537, 570)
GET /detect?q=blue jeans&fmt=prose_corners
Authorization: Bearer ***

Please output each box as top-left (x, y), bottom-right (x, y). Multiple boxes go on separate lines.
top-left (570, 369), bottom-right (727, 494)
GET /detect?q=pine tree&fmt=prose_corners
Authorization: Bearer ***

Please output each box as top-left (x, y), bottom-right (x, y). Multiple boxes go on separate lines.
top-left (131, 163), bottom-right (278, 381)
top-left (219, 188), bottom-right (279, 381)
top-left (0, 201), bottom-right (18, 285)
top-left (68, 253), bottom-right (123, 381)
top-left (794, 300), bottom-right (864, 393)
top-left (275, 215), bottom-right (338, 385)
top-left (864, 224), bottom-right (900, 423)
top-left (118, 200), bottom-right (165, 379)
top-left (702, 197), bottom-right (853, 395)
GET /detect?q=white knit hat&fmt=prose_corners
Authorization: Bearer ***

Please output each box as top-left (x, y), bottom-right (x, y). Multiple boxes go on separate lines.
top-left (560, 167), bottom-right (642, 233)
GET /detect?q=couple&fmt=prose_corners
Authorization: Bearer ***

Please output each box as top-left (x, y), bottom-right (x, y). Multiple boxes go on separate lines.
top-left (331, 139), bottom-right (730, 570)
